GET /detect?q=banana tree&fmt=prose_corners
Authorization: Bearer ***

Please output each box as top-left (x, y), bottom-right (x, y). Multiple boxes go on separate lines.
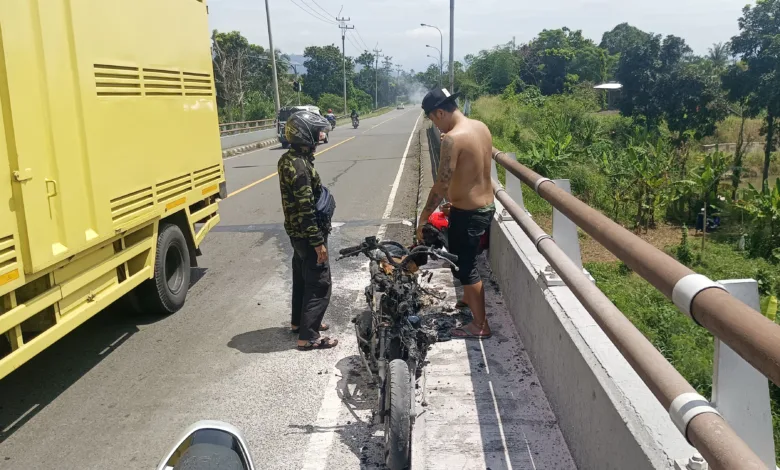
top-left (737, 178), bottom-right (780, 259)
top-left (679, 151), bottom-right (730, 256)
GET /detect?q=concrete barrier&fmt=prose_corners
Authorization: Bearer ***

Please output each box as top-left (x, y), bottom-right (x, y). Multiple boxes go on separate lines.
top-left (488, 208), bottom-right (696, 469)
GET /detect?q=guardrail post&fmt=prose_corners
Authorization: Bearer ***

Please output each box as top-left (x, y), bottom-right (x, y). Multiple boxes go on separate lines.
top-left (544, 179), bottom-right (594, 286)
top-left (503, 153), bottom-right (528, 222)
top-left (711, 279), bottom-right (775, 469)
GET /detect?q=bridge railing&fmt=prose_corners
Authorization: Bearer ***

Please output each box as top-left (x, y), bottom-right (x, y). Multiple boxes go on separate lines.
top-left (220, 113), bottom-right (355, 136)
top-left (491, 147), bottom-right (778, 470)
top-left (219, 119), bottom-right (276, 135)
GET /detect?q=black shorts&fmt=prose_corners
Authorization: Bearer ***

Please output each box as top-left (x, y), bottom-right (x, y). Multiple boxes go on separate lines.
top-left (448, 205), bottom-right (495, 286)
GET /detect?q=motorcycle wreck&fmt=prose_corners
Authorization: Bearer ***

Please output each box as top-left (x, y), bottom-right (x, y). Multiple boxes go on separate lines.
top-left (338, 235), bottom-right (458, 470)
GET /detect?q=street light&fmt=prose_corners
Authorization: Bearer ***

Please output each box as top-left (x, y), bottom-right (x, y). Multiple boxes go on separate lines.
top-left (425, 45), bottom-right (442, 87)
top-left (420, 23), bottom-right (443, 89)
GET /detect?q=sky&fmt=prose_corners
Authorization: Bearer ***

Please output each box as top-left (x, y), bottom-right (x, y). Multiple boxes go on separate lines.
top-left (207, 0), bottom-right (755, 73)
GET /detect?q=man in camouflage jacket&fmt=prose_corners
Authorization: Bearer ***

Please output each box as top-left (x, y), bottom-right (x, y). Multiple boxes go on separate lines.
top-left (278, 137), bottom-right (337, 350)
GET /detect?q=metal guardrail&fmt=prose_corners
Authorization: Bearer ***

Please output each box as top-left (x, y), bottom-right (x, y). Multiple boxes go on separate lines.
top-left (219, 119), bottom-right (276, 135)
top-left (220, 108), bottom-right (392, 137)
top-left (490, 148), bottom-right (774, 470)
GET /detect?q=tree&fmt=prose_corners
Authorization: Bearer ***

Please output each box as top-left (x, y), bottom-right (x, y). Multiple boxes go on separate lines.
top-left (317, 93), bottom-right (343, 114)
top-left (525, 28), bottom-right (606, 95)
top-left (722, 61), bottom-right (759, 199)
top-left (708, 42), bottom-right (731, 71)
top-left (353, 51), bottom-right (376, 98)
top-left (729, 0), bottom-right (780, 189)
top-left (600, 23), bottom-right (653, 56)
top-left (466, 44), bottom-right (520, 95)
top-left (616, 33), bottom-right (725, 150)
top-left (212, 31), bottom-right (261, 121)
top-left (615, 33), bottom-right (665, 123)
top-left (303, 45), bottom-right (352, 100)
top-left (659, 63), bottom-right (728, 143)
top-left (414, 64), bottom-right (441, 91)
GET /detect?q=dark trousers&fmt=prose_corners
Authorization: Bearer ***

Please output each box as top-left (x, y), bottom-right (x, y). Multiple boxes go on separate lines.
top-left (290, 238), bottom-right (332, 342)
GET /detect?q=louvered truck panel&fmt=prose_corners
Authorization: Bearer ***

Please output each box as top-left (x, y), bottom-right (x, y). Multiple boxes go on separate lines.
top-left (0, 0), bottom-right (223, 379)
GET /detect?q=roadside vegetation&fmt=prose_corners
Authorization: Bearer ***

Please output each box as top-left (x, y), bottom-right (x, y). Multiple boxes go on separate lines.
top-left (210, 31), bottom-right (416, 122)
top-left (457, 0), bottom-right (780, 459)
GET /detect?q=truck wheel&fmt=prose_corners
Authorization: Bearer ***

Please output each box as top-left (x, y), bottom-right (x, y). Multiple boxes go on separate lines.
top-left (144, 223), bottom-right (191, 314)
top-left (385, 359), bottom-right (411, 470)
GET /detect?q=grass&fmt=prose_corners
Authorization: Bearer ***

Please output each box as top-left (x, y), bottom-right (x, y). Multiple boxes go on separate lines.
top-left (703, 115), bottom-right (765, 145)
top-left (478, 92), bottom-right (780, 462)
top-left (586, 236), bottom-right (780, 461)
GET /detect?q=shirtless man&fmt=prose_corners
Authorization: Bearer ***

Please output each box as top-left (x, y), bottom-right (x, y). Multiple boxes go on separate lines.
top-left (417, 89), bottom-right (495, 339)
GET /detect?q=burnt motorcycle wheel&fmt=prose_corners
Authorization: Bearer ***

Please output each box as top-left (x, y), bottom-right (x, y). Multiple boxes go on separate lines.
top-left (385, 359), bottom-right (411, 470)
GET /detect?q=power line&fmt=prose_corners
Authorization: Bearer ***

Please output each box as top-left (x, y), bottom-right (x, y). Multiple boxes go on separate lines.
top-left (299, 0), bottom-right (336, 23)
top-left (308, 0), bottom-right (334, 18)
top-left (346, 34), bottom-right (362, 54)
top-left (354, 28), bottom-right (370, 51)
top-left (287, 0), bottom-right (337, 25)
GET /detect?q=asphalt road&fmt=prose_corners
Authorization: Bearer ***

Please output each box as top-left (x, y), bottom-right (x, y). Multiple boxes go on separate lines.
top-left (0, 108), bottom-right (424, 469)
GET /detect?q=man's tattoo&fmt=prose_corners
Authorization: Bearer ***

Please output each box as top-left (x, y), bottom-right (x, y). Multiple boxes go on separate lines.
top-left (438, 135), bottom-right (455, 185)
top-left (422, 135), bottom-right (456, 216)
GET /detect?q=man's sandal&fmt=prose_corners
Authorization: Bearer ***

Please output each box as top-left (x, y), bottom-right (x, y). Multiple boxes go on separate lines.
top-left (450, 325), bottom-right (492, 340)
top-left (290, 323), bottom-right (330, 334)
top-left (297, 337), bottom-right (339, 351)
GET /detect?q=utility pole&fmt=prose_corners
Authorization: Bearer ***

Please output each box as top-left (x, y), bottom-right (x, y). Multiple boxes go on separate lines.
top-left (337, 17), bottom-right (354, 115)
top-left (373, 45), bottom-right (382, 109)
top-left (449, 0), bottom-right (455, 92)
top-left (264, 0), bottom-right (280, 115)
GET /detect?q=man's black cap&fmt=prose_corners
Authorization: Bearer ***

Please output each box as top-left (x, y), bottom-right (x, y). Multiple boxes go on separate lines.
top-left (421, 88), bottom-right (461, 114)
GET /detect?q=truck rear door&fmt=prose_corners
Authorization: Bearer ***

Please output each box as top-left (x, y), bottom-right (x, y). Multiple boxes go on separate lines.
top-left (1, 2), bottom-right (104, 273)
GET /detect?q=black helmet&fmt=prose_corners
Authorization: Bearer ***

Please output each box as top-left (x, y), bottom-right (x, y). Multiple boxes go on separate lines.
top-left (285, 111), bottom-right (329, 147)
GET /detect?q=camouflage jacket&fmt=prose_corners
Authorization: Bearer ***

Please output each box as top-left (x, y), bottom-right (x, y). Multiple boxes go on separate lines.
top-left (277, 149), bottom-right (325, 246)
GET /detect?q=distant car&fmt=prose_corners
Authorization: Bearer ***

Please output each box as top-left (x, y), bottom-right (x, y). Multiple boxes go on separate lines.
top-left (397, 103), bottom-right (405, 109)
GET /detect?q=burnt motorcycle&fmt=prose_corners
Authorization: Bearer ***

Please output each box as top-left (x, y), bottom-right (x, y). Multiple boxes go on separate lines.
top-left (338, 236), bottom-right (458, 470)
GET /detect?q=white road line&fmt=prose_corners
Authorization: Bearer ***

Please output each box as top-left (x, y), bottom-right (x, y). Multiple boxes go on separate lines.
top-left (301, 111), bottom-right (423, 470)
top-left (377, 111), bottom-right (423, 239)
top-left (2, 404), bottom-right (39, 433)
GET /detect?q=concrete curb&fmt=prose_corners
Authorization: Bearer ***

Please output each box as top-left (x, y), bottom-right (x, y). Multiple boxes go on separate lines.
top-left (221, 138), bottom-right (280, 158)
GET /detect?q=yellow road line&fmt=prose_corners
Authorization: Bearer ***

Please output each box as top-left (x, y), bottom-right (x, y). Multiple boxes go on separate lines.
top-left (315, 136), bottom-right (355, 156)
top-left (226, 136), bottom-right (356, 199)
top-left (227, 172), bottom-right (278, 198)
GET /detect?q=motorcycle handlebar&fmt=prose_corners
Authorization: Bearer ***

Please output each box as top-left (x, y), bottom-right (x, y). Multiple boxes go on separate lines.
top-left (435, 250), bottom-right (459, 265)
top-left (339, 244), bottom-right (364, 256)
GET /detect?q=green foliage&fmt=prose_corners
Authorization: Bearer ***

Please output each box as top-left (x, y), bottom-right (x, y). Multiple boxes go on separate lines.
top-left (727, 0), bottom-right (780, 187)
top-left (762, 295), bottom-right (778, 322)
top-left (737, 178), bottom-right (780, 259)
top-left (615, 33), bottom-right (727, 143)
top-left (348, 88), bottom-right (374, 114)
top-left (317, 93), bottom-right (343, 114)
top-left (600, 23), bottom-right (653, 56)
top-left (303, 45), bottom-right (351, 100)
top-left (676, 225), bottom-right (695, 265)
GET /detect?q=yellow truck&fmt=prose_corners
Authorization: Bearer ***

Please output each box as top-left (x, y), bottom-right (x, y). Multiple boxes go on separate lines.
top-left (0, 1), bottom-right (225, 380)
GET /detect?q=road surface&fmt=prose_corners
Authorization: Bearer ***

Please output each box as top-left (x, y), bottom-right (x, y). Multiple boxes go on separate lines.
top-left (0, 108), bottom-right (424, 469)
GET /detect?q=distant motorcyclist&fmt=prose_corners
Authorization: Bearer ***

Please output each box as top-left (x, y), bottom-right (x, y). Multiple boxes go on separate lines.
top-left (325, 108), bottom-right (336, 122)
top-left (350, 109), bottom-right (360, 128)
